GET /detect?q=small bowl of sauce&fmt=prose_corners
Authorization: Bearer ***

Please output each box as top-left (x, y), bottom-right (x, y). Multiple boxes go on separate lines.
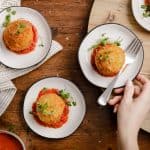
top-left (0, 130), bottom-right (25, 150)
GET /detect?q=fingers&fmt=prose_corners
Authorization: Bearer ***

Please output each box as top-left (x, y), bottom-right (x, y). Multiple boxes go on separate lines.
top-left (109, 96), bottom-right (122, 105)
top-left (136, 74), bottom-right (149, 85)
top-left (134, 85), bottom-right (141, 97)
top-left (123, 80), bottom-right (134, 102)
top-left (113, 104), bottom-right (119, 113)
top-left (114, 88), bottom-right (124, 94)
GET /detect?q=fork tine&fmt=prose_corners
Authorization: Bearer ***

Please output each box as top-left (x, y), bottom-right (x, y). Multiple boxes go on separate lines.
top-left (126, 38), bottom-right (136, 51)
top-left (126, 38), bottom-right (138, 53)
top-left (128, 39), bottom-right (139, 54)
top-left (131, 41), bottom-right (141, 56)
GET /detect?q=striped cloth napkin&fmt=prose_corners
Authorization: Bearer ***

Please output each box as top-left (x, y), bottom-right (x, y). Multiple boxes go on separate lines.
top-left (0, 0), bottom-right (63, 116)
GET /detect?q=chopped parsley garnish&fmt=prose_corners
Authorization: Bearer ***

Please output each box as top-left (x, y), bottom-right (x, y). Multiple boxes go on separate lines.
top-left (36, 102), bottom-right (55, 115)
top-left (99, 37), bottom-right (109, 46)
top-left (72, 101), bottom-right (77, 106)
top-left (2, 8), bottom-right (17, 27)
top-left (114, 37), bottom-right (122, 46)
top-left (141, 4), bottom-right (150, 17)
top-left (99, 54), bottom-right (109, 61)
top-left (11, 10), bottom-right (16, 15)
top-left (89, 34), bottom-right (122, 51)
top-left (59, 89), bottom-right (70, 99)
top-left (59, 89), bottom-right (77, 106)
top-left (67, 101), bottom-right (72, 106)
top-left (42, 87), bottom-right (48, 90)
top-left (16, 23), bottom-right (26, 35)
top-left (39, 43), bottom-right (44, 47)
top-left (6, 8), bottom-right (11, 12)
top-left (36, 102), bottom-right (49, 115)
top-left (7, 124), bottom-right (16, 133)
top-left (2, 14), bottom-right (11, 27)
top-left (67, 101), bottom-right (77, 106)
top-left (99, 51), bottom-right (111, 61)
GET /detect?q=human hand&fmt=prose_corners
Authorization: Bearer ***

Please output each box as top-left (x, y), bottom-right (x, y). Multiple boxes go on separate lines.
top-left (109, 74), bottom-right (150, 150)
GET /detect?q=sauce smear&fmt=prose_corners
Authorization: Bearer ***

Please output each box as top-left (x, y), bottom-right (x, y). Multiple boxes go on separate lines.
top-left (0, 133), bottom-right (23, 150)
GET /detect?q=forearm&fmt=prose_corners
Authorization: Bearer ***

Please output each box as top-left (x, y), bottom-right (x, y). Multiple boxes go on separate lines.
top-left (117, 129), bottom-right (139, 150)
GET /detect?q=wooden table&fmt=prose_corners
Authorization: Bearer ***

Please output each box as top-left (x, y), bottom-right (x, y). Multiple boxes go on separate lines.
top-left (0, 0), bottom-right (150, 149)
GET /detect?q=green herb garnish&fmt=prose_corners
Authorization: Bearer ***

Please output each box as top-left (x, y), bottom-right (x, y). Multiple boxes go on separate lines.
top-left (67, 101), bottom-right (72, 106)
top-left (67, 101), bottom-right (77, 106)
top-left (29, 111), bottom-right (33, 115)
top-left (114, 37), bottom-right (122, 46)
top-left (2, 14), bottom-right (11, 27)
top-left (39, 43), bottom-right (44, 47)
top-left (7, 124), bottom-right (16, 133)
top-left (36, 102), bottom-right (55, 115)
top-left (141, 4), bottom-right (150, 17)
top-left (72, 101), bottom-right (77, 106)
top-left (15, 23), bottom-right (26, 35)
top-left (89, 33), bottom-right (123, 52)
top-left (36, 102), bottom-right (49, 115)
top-left (99, 51), bottom-right (111, 61)
top-left (6, 8), bottom-right (11, 12)
top-left (6, 14), bottom-right (11, 21)
top-left (42, 87), bottom-right (48, 90)
top-left (59, 89), bottom-right (77, 106)
top-left (100, 37), bottom-right (109, 46)
top-left (59, 89), bottom-right (70, 99)
top-left (11, 10), bottom-right (16, 15)
top-left (2, 8), bottom-right (17, 28)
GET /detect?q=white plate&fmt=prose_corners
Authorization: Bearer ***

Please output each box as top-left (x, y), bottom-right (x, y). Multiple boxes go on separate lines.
top-left (132, 0), bottom-right (150, 31)
top-left (0, 6), bottom-right (52, 69)
top-left (78, 23), bottom-right (144, 88)
top-left (23, 77), bottom-right (86, 138)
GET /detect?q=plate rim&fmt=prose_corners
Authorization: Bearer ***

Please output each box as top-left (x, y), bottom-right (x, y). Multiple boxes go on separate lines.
top-left (131, 0), bottom-right (150, 32)
top-left (78, 23), bottom-right (144, 89)
top-left (0, 6), bottom-right (52, 69)
top-left (23, 76), bottom-right (86, 139)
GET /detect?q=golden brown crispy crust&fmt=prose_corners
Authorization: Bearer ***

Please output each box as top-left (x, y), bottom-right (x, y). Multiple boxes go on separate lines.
top-left (94, 44), bottom-right (125, 76)
top-left (35, 93), bottom-right (66, 125)
top-left (3, 20), bottom-right (34, 52)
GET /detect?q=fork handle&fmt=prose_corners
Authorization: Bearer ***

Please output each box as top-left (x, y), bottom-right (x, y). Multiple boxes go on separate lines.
top-left (97, 74), bottom-right (119, 106)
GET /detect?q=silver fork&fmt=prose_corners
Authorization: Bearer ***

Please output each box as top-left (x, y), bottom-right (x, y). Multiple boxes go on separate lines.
top-left (97, 38), bottom-right (142, 106)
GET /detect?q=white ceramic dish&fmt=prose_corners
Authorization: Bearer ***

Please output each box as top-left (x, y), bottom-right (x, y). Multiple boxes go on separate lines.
top-left (0, 130), bottom-right (26, 150)
top-left (132, 0), bottom-right (150, 31)
top-left (23, 77), bottom-right (86, 138)
top-left (0, 6), bottom-right (52, 69)
top-left (78, 23), bottom-right (144, 88)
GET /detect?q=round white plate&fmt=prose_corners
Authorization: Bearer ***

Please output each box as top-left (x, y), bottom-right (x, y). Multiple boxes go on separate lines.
top-left (0, 6), bottom-right (52, 69)
top-left (132, 0), bottom-right (150, 31)
top-left (78, 23), bottom-right (144, 88)
top-left (23, 77), bottom-right (86, 138)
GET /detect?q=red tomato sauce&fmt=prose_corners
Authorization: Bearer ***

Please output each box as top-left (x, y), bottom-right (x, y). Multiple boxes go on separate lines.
top-left (0, 133), bottom-right (23, 150)
top-left (32, 88), bottom-right (69, 128)
top-left (16, 23), bottom-right (38, 54)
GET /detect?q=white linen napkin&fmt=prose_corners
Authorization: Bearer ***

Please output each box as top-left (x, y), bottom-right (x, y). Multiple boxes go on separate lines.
top-left (0, 0), bottom-right (63, 116)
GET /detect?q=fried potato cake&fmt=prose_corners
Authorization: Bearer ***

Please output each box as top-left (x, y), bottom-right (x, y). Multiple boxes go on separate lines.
top-left (94, 44), bottom-right (125, 76)
top-left (3, 19), bottom-right (35, 53)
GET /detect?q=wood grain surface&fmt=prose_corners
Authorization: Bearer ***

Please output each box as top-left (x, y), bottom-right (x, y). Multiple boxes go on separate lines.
top-left (0, 0), bottom-right (150, 150)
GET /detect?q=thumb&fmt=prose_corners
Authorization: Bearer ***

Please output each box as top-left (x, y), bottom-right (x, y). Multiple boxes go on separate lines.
top-left (123, 80), bottom-right (134, 102)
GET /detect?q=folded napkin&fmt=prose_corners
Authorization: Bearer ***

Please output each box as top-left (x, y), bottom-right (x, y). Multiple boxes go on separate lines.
top-left (0, 0), bottom-right (63, 116)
